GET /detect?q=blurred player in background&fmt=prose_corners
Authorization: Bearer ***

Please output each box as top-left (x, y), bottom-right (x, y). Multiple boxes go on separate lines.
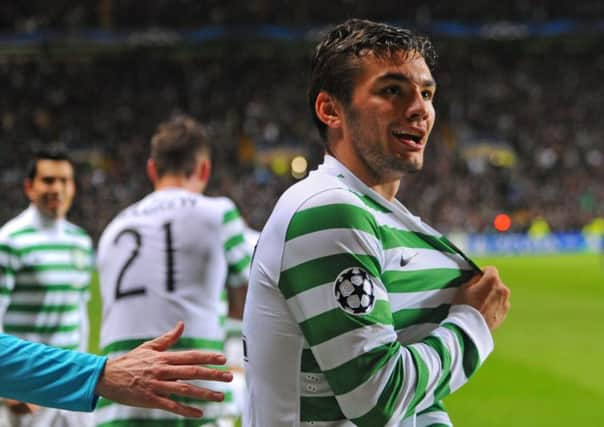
top-left (0, 148), bottom-right (95, 427)
top-left (223, 226), bottom-right (259, 417)
top-left (96, 115), bottom-right (251, 427)
top-left (243, 18), bottom-right (510, 426)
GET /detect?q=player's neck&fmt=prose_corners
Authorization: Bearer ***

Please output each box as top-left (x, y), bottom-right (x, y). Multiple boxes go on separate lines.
top-left (30, 204), bottom-right (65, 224)
top-left (328, 153), bottom-right (401, 201)
top-left (328, 140), bottom-right (401, 201)
top-left (370, 180), bottom-right (400, 201)
top-left (154, 175), bottom-right (205, 194)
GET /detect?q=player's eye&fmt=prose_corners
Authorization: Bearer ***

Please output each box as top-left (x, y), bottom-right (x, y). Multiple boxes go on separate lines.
top-left (421, 90), bottom-right (435, 101)
top-left (383, 85), bottom-right (402, 96)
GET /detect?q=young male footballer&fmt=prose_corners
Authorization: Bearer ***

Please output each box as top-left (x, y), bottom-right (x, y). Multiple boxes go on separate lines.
top-left (243, 19), bottom-right (510, 426)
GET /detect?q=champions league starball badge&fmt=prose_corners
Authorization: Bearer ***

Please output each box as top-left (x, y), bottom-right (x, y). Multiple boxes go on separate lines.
top-left (333, 267), bottom-right (376, 315)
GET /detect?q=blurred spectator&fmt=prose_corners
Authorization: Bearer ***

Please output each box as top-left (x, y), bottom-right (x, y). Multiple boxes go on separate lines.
top-left (1, 1), bottom-right (603, 31)
top-left (1, 36), bottom-right (603, 240)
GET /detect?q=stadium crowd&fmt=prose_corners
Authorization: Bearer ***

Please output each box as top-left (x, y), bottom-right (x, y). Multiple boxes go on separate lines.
top-left (2, 1), bottom-right (604, 31)
top-left (1, 37), bottom-right (603, 240)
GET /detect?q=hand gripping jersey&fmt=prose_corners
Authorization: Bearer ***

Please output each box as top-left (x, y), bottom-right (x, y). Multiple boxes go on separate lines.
top-left (96, 188), bottom-right (251, 427)
top-left (243, 156), bottom-right (494, 427)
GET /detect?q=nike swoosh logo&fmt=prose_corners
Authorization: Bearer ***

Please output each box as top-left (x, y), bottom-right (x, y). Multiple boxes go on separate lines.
top-left (400, 252), bottom-right (418, 267)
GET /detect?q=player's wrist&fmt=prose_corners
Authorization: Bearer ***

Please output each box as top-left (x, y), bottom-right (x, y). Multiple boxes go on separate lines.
top-left (445, 304), bottom-right (495, 357)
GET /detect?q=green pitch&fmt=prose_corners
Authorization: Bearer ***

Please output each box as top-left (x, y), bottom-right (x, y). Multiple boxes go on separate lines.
top-left (87, 253), bottom-right (604, 426)
top-left (446, 254), bottom-right (604, 426)
top-left (87, 271), bottom-right (102, 356)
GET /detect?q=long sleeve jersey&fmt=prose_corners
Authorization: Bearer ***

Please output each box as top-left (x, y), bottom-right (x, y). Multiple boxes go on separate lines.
top-left (243, 155), bottom-right (494, 426)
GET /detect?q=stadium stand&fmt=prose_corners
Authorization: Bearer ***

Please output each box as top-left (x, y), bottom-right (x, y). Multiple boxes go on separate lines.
top-left (1, 3), bottom-right (603, 240)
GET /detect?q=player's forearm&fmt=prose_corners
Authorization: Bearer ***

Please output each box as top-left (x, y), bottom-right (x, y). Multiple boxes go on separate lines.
top-left (310, 305), bottom-right (492, 425)
top-left (0, 334), bottom-right (106, 411)
top-left (404, 304), bottom-right (493, 416)
top-left (414, 401), bottom-right (453, 427)
top-left (227, 284), bottom-right (247, 319)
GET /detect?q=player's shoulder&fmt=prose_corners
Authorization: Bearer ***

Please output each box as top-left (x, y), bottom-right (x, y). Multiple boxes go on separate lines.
top-left (193, 194), bottom-right (243, 226)
top-left (97, 201), bottom-right (136, 244)
top-left (63, 220), bottom-right (92, 244)
top-left (300, 187), bottom-right (368, 211)
top-left (264, 173), bottom-right (371, 237)
top-left (154, 188), bottom-right (238, 219)
top-left (0, 209), bottom-right (34, 241)
top-left (200, 194), bottom-right (238, 212)
top-left (279, 173), bottom-right (369, 217)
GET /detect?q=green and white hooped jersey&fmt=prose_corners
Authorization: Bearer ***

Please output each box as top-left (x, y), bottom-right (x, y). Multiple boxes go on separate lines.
top-left (96, 188), bottom-right (251, 427)
top-left (242, 155), bottom-right (494, 427)
top-left (0, 206), bottom-right (92, 351)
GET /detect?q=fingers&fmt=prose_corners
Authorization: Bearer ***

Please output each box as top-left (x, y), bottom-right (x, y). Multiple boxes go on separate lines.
top-left (159, 350), bottom-right (227, 366)
top-left (478, 266), bottom-right (511, 330)
top-left (5, 400), bottom-right (37, 415)
top-left (465, 271), bottom-right (483, 287)
top-left (466, 266), bottom-right (497, 286)
top-left (3, 399), bottom-right (20, 407)
top-left (157, 365), bottom-right (233, 382)
top-left (481, 266), bottom-right (498, 281)
top-left (143, 394), bottom-right (204, 418)
top-left (150, 379), bottom-right (226, 402)
top-left (463, 266), bottom-right (500, 292)
top-left (140, 321), bottom-right (184, 351)
top-left (453, 265), bottom-right (511, 330)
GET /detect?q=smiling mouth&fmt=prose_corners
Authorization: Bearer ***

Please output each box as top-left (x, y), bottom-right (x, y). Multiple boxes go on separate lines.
top-left (43, 198), bottom-right (63, 207)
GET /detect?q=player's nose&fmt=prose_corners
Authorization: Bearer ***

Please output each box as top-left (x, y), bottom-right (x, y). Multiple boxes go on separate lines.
top-left (405, 89), bottom-right (430, 122)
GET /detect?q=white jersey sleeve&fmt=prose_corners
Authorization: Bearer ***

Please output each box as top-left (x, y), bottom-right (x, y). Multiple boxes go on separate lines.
top-left (221, 201), bottom-right (252, 288)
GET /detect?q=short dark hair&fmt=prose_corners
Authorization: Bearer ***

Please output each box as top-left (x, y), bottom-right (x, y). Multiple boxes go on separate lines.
top-left (151, 115), bottom-right (210, 178)
top-left (308, 18), bottom-right (438, 140)
top-left (26, 147), bottom-right (73, 181)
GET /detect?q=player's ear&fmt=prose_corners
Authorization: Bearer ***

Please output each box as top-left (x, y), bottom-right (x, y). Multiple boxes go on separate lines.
top-left (315, 91), bottom-right (343, 131)
top-left (147, 159), bottom-right (158, 184)
top-left (24, 179), bottom-right (34, 201)
top-left (199, 158), bottom-right (211, 184)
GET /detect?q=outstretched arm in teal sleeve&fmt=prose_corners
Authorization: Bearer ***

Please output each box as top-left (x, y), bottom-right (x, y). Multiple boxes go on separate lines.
top-left (0, 333), bottom-right (106, 412)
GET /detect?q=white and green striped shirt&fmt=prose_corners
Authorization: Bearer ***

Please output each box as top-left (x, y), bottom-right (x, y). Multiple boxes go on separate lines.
top-left (0, 205), bottom-right (93, 351)
top-left (96, 188), bottom-right (252, 427)
top-left (243, 155), bottom-right (493, 427)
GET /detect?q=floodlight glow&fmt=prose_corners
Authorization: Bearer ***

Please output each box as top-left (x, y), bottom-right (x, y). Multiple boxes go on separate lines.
top-left (494, 213), bottom-right (512, 232)
top-left (291, 156), bottom-right (308, 179)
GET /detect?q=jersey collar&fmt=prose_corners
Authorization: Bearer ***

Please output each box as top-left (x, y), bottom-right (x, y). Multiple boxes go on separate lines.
top-left (316, 155), bottom-right (443, 237)
top-left (26, 205), bottom-right (65, 232)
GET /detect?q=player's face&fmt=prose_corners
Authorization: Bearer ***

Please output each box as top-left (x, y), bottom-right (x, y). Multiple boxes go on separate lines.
top-left (342, 51), bottom-right (436, 180)
top-left (25, 160), bottom-right (75, 219)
